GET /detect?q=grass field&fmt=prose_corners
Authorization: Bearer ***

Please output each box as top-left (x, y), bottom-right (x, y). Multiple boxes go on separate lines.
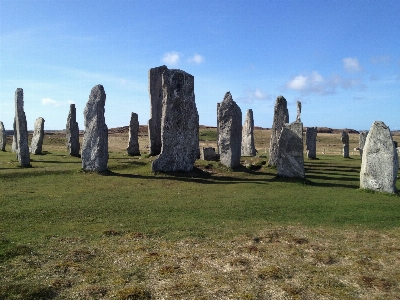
top-left (1, 129), bottom-right (400, 299)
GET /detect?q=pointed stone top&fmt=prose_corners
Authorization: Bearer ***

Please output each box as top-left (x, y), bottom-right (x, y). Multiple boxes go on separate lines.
top-left (223, 91), bottom-right (233, 102)
top-left (276, 95), bottom-right (287, 102)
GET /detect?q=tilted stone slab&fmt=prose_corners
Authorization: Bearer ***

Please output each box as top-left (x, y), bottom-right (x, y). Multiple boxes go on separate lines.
top-left (360, 121), bottom-right (398, 193)
top-left (0, 121), bottom-right (6, 151)
top-left (81, 85), bottom-right (108, 172)
top-left (241, 109), bottom-right (256, 156)
top-left (30, 117), bottom-right (45, 154)
top-left (127, 112), bottom-right (140, 156)
top-left (148, 65), bottom-right (168, 156)
top-left (341, 130), bottom-right (350, 158)
top-left (151, 69), bottom-right (199, 172)
top-left (268, 96), bottom-right (289, 166)
top-left (217, 92), bottom-right (242, 168)
top-left (66, 104), bottom-right (80, 157)
top-left (14, 88), bottom-right (30, 166)
top-left (277, 121), bottom-right (305, 178)
top-left (306, 127), bottom-right (317, 159)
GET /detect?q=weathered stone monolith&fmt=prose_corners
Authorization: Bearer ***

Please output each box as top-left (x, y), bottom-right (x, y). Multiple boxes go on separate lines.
top-left (148, 65), bottom-right (168, 156)
top-left (200, 147), bottom-right (217, 161)
top-left (151, 69), bottom-right (199, 172)
top-left (341, 130), bottom-right (350, 158)
top-left (217, 92), bottom-right (242, 168)
top-left (296, 101), bottom-right (302, 122)
top-left (277, 120), bottom-right (304, 178)
top-left (0, 122), bottom-right (6, 151)
top-left (241, 109), bottom-right (256, 156)
top-left (14, 89), bottom-right (30, 166)
top-left (360, 121), bottom-right (398, 193)
top-left (66, 104), bottom-right (80, 157)
top-left (11, 130), bottom-right (16, 153)
top-left (306, 127), bottom-right (317, 159)
top-left (127, 112), bottom-right (140, 156)
top-left (268, 96), bottom-right (289, 166)
top-left (81, 85), bottom-right (108, 172)
top-left (30, 117), bottom-right (45, 154)
top-left (359, 131), bottom-right (368, 160)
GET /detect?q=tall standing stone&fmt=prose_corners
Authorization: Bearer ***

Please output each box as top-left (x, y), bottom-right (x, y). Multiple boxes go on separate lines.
top-left (14, 88), bottom-right (30, 166)
top-left (66, 104), bottom-right (80, 157)
top-left (0, 121), bottom-right (6, 151)
top-left (341, 130), bottom-right (350, 158)
top-left (127, 112), bottom-right (140, 156)
top-left (148, 65), bottom-right (168, 156)
top-left (360, 121), bottom-right (398, 193)
top-left (277, 120), bottom-right (305, 178)
top-left (296, 101), bottom-right (302, 122)
top-left (306, 127), bottom-right (317, 159)
top-left (81, 85), bottom-right (108, 172)
top-left (241, 109), bottom-right (256, 156)
top-left (359, 131), bottom-right (368, 160)
top-left (217, 92), bottom-right (242, 168)
top-left (30, 117), bottom-right (45, 154)
top-left (11, 126), bottom-right (16, 153)
top-left (268, 96), bottom-right (289, 166)
top-left (151, 69), bottom-right (199, 172)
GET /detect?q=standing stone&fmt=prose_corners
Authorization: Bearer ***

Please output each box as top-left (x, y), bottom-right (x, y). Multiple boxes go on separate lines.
top-left (217, 92), bottom-right (242, 168)
top-left (359, 131), bottom-right (368, 160)
top-left (30, 117), bottom-right (45, 154)
top-left (11, 127), bottom-right (16, 153)
top-left (81, 85), bottom-right (108, 172)
top-left (148, 65), bottom-right (168, 156)
top-left (268, 96), bottom-right (289, 166)
top-left (66, 104), bottom-right (80, 157)
top-left (127, 112), bottom-right (140, 156)
top-left (277, 120), bottom-right (305, 178)
top-left (151, 69), bottom-right (199, 172)
top-left (341, 131), bottom-right (350, 158)
top-left (14, 89), bottom-right (30, 166)
top-left (360, 121), bottom-right (398, 193)
top-left (241, 109), bottom-right (256, 156)
top-left (296, 101), bottom-right (302, 122)
top-left (200, 147), bottom-right (218, 161)
top-left (306, 127), bottom-right (317, 159)
top-left (0, 121), bottom-right (6, 151)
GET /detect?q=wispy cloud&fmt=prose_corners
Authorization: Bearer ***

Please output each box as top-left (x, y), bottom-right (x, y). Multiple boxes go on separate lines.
top-left (187, 53), bottom-right (205, 64)
top-left (370, 55), bottom-right (390, 65)
top-left (162, 51), bottom-right (182, 66)
top-left (343, 57), bottom-right (363, 72)
top-left (42, 98), bottom-right (73, 107)
top-left (237, 88), bottom-right (271, 104)
top-left (285, 71), bottom-right (365, 95)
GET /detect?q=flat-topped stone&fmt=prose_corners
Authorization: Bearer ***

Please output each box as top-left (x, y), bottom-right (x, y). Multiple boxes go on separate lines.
top-left (306, 127), bottom-right (317, 159)
top-left (241, 109), bottom-right (256, 156)
top-left (151, 69), bottom-right (199, 172)
top-left (66, 104), bottom-right (80, 157)
top-left (127, 112), bottom-right (140, 156)
top-left (341, 130), bottom-right (350, 158)
top-left (30, 117), bottom-right (45, 154)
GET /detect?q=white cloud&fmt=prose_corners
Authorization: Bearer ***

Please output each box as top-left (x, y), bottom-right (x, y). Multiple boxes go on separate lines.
top-left (343, 57), bottom-right (363, 72)
top-left (42, 98), bottom-right (71, 107)
top-left (286, 71), bottom-right (365, 95)
top-left (162, 51), bottom-right (182, 66)
top-left (237, 88), bottom-right (271, 104)
top-left (370, 55), bottom-right (390, 65)
top-left (187, 53), bottom-right (205, 64)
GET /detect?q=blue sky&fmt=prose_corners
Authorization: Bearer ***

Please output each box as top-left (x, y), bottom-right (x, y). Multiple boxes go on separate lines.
top-left (1, 0), bottom-right (399, 131)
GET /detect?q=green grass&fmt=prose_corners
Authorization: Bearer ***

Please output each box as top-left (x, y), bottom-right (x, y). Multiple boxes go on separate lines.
top-left (1, 148), bottom-right (400, 299)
